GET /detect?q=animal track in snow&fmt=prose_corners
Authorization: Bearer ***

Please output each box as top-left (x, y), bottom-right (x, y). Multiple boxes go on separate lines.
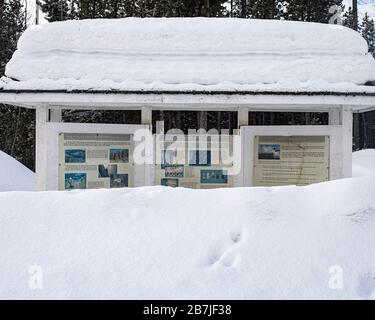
top-left (208, 228), bottom-right (246, 268)
top-left (231, 227), bottom-right (247, 244)
top-left (220, 251), bottom-right (241, 268)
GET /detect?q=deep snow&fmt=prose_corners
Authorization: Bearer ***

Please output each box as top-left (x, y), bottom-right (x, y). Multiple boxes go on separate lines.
top-left (353, 149), bottom-right (375, 177)
top-left (0, 151), bottom-right (35, 192)
top-left (0, 150), bottom-right (375, 299)
top-left (2, 18), bottom-right (374, 92)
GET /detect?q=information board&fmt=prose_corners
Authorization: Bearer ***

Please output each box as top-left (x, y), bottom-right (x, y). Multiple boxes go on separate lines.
top-left (253, 136), bottom-right (329, 186)
top-left (155, 135), bottom-right (234, 189)
top-left (59, 133), bottom-right (134, 190)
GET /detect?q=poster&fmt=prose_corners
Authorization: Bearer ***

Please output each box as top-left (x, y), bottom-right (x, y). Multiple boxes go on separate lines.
top-left (164, 165), bottom-right (184, 177)
top-left (200, 170), bottom-right (228, 184)
top-left (65, 173), bottom-right (87, 190)
top-left (161, 178), bottom-right (179, 187)
top-left (59, 133), bottom-right (133, 190)
top-left (155, 135), bottom-right (234, 189)
top-left (253, 136), bottom-right (329, 186)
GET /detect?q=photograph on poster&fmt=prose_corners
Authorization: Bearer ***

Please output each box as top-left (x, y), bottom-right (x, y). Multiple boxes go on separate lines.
top-left (161, 178), bottom-right (179, 188)
top-left (200, 170), bottom-right (228, 184)
top-left (165, 165), bottom-right (184, 177)
top-left (98, 164), bottom-right (118, 178)
top-left (65, 149), bottom-right (86, 163)
top-left (110, 174), bottom-right (128, 188)
top-left (189, 150), bottom-right (211, 166)
top-left (258, 144), bottom-right (281, 160)
top-left (110, 148), bottom-right (129, 163)
top-left (64, 173), bottom-right (87, 189)
top-left (161, 150), bottom-right (177, 169)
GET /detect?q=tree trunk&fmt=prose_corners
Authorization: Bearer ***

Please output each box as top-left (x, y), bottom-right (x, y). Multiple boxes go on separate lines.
top-left (202, 0), bottom-right (210, 17)
top-left (241, 0), bottom-right (247, 18)
top-left (353, 0), bottom-right (358, 31)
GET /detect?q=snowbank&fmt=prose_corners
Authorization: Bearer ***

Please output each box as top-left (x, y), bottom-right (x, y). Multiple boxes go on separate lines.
top-left (2, 18), bottom-right (374, 92)
top-left (0, 150), bottom-right (374, 299)
top-left (353, 149), bottom-right (375, 177)
top-left (1, 177), bottom-right (375, 299)
top-left (0, 151), bottom-right (35, 191)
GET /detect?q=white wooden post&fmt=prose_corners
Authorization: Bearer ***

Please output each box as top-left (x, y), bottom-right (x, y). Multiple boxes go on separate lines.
top-left (238, 108), bottom-right (249, 128)
top-left (235, 108), bottom-right (249, 187)
top-left (49, 108), bottom-right (62, 122)
top-left (341, 106), bottom-right (353, 178)
top-left (156, 120), bottom-right (164, 134)
top-left (329, 108), bottom-right (341, 125)
top-left (141, 107), bottom-right (153, 186)
top-left (35, 105), bottom-right (49, 191)
top-left (141, 107), bottom-right (152, 126)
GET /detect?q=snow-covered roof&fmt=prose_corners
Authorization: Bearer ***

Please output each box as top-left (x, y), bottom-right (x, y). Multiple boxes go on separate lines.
top-left (1, 18), bottom-right (375, 93)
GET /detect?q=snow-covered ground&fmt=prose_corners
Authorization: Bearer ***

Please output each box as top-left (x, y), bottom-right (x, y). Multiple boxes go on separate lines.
top-left (0, 150), bottom-right (375, 299)
top-left (0, 151), bottom-right (35, 192)
top-left (353, 149), bottom-right (375, 177)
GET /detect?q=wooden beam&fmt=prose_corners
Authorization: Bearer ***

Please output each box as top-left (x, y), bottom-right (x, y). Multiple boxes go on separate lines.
top-left (35, 105), bottom-right (49, 191)
top-left (341, 107), bottom-right (353, 178)
top-left (49, 109), bottom-right (62, 122)
top-left (141, 107), bottom-right (152, 126)
top-left (329, 108), bottom-right (341, 125)
top-left (238, 108), bottom-right (249, 127)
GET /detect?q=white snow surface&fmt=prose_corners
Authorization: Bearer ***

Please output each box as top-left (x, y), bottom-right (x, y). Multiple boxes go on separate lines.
top-left (353, 149), bottom-right (375, 177)
top-left (0, 151), bottom-right (35, 192)
top-left (2, 18), bottom-right (375, 92)
top-left (0, 150), bottom-right (375, 299)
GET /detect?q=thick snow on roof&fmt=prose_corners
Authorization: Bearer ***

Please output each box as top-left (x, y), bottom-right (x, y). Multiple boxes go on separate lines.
top-left (2, 18), bottom-right (375, 92)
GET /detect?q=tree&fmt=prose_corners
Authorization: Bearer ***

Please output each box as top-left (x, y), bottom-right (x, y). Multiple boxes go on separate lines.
top-left (0, 0), bottom-right (35, 170)
top-left (227, 0), bottom-right (282, 19)
top-left (343, 6), bottom-right (356, 29)
top-left (248, 0), bottom-right (282, 19)
top-left (360, 13), bottom-right (375, 57)
top-left (41, 0), bottom-right (69, 22)
top-left (282, 0), bottom-right (344, 23)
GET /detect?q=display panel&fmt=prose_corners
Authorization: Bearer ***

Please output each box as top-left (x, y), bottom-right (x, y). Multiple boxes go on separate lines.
top-left (59, 133), bottom-right (134, 190)
top-left (253, 136), bottom-right (329, 186)
top-left (155, 135), bottom-right (234, 189)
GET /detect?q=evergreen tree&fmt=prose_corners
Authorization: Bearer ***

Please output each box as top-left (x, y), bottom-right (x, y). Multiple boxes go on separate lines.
top-left (135, 0), bottom-right (155, 17)
top-left (0, 0), bottom-right (35, 170)
top-left (282, 0), bottom-right (344, 23)
top-left (67, 0), bottom-right (79, 19)
top-left (77, 0), bottom-right (106, 19)
top-left (121, 0), bottom-right (137, 17)
top-left (343, 6), bottom-right (356, 29)
top-left (105, 0), bottom-right (136, 18)
top-left (360, 13), bottom-right (375, 57)
top-left (151, 0), bottom-right (174, 17)
top-left (227, 0), bottom-right (282, 19)
top-left (41, 0), bottom-right (69, 22)
top-left (134, 0), bottom-right (226, 18)
top-left (248, 0), bottom-right (282, 19)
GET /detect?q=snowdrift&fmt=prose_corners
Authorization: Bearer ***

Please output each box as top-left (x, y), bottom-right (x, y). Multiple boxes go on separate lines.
top-left (0, 150), bottom-right (374, 299)
top-left (353, 149), bottom-right (375, 178)
top-left (0, 151), bottom-right (35, 192)
top-left (1, 177), bottom-right (375, 299)
top-left (2, 18), bottom-right (375, 92)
